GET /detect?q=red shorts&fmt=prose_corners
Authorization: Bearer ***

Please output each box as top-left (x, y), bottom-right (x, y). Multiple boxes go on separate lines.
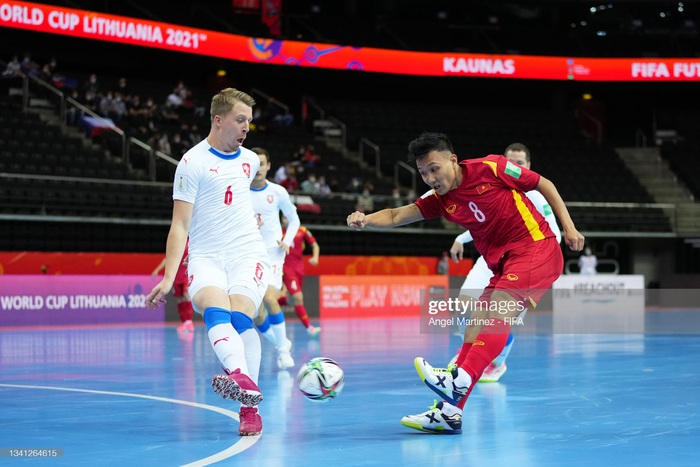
top-left (480, 236), bottom-right (563, 309)
top-left (172, 282), bottom-right (188, 298)
top-left (282, 268), bottom-right (304, 294)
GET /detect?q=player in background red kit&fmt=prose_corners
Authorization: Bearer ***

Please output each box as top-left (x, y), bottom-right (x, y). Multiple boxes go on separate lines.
top-left (278, 215), bottom-right (321, 336)
top-left (152, 242), bottom-right (194, 336)
top-left (347, 132), bottom-right (584, 434)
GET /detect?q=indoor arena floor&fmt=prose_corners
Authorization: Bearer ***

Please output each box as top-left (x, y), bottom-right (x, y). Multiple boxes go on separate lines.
top-left (1, 312), bottom-right (699, 466)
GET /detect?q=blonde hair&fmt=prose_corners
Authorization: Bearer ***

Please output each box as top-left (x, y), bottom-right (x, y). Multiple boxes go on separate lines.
top-left (210, 88), bottom-right (256, 123)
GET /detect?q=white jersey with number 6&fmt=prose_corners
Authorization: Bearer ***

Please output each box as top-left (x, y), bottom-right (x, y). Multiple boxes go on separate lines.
top-left (173, 139), bottom-right (264, 256)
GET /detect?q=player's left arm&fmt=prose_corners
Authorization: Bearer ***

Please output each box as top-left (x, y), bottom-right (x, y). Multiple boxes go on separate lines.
top-left (536, 176), bottom-right (584, 251)
top-left (279, 189), bottom-right (301, 248)
top-left (309, 241), bottom-right (320, 265)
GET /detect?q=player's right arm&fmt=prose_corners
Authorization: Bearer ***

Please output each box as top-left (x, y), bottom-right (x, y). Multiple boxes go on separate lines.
top-left (451, 230), bottom-right (473, 262)
top-left (147, 200), bottom-right (193, 308)
top-left (347, 204), bottom-right (424, 230)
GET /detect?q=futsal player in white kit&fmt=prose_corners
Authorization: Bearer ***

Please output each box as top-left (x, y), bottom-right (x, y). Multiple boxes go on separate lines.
top-left (447, 142), bottom-right (561, 382)
top-left (249, 147), bottom-right (301, 370)
top-left (147, 88), bottom-right (269, 436)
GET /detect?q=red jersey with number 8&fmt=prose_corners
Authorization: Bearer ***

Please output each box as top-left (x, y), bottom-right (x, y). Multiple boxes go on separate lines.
top-left (414, 155), bottom-right (555, 270)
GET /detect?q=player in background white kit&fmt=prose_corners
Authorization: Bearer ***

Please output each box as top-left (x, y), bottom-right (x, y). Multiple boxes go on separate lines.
top-left (448, 143), bottom-right (561, 382)
top-left (146, 88), bottom-right (269, 437)
top-left (249, 147), bottom-right (301, 370)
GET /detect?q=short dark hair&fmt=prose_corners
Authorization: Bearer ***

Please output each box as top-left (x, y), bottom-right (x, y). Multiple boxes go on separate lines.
top-left (503, 142), bottom-right (530, 163)
top-left (407, 132), bottom-right (454, 163)
top-left (251, 146), bottom-right (270, 164)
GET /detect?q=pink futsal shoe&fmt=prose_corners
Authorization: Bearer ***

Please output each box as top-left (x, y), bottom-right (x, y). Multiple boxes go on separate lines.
top-left (238, 406), bottom-right (262, 436)
top-left (211, 368), bottom-right (263, 406)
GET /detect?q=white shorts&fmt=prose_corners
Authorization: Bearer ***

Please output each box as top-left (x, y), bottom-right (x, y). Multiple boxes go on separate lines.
top-left (459, 256), bottom-right (493, 297)
top-left (267, 246), bottom-right (286, 291)
top-left (187, 249), bottom-right (270, 313)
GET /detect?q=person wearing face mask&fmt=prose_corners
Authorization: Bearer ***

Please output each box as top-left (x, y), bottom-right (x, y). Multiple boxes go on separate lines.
top-left (578, 246), bottom-right (598, 275)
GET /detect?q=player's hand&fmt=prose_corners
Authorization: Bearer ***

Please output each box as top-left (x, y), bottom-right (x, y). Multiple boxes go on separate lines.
top-left (564, 228), bottom-right (585, 252)
top-left (146, 280), bottom-right (171, 309)
top-left (347, 211), bottom-right (367, 230)
top-left (309, 257), bottom-right (319, 266)
top-left (450, 241), bottom-right (463, 263)
top-left (278, 240), bottom-right (290, 254)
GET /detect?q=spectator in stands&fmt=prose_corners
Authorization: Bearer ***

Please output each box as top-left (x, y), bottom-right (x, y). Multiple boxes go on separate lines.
top-left (20, 52), bottom-right (39, 76)
top-left (115, 77), bottom-right (129, 96)
top-left (300, 173), bottom-right (320, 194)
top-left (273, 161), bottom-right (290, 184)
top-left (391, 187), bottom-right (404, 208)
top-left (355, 183), bottom-right (375, 213)
top-left (109, 92), bottom-right (128, 124)
top-left (187, 124), bottom-right (202, 146)
top-left (281, 173), bottom-right (299, 193)
top-left (317, 175), bottom-right (332, 198)
top-left (346, 177), bottom-right (363, 194)
top-left (83, 73), bottom-right (100, 95)
top-left (303, 144), bottom-right (322, 168)
top-left (2, 55), bottom-right (21, 77)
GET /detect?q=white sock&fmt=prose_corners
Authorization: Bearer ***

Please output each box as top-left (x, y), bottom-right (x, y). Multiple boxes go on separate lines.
top-left (207, 323), bottom-right (248, 375)
top-left (454, 367), bottom-right (473, 390)
top-left (441, 401), bottom-right (462, 416)
top-left (259, 327), bottom-right (277, 346)
top-left (239, 328), bottom-right (261, 385)
top-left (270, 316), bottom-right (289, 351)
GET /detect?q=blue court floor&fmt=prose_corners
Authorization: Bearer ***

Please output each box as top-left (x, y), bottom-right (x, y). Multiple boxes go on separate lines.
top-left (1, 312), bottom-right (699, 466)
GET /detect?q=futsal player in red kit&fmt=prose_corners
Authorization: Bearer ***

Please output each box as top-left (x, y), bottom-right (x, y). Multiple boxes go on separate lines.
top-left (279, 216), bottom-right (321, 336)
top-left (347, 132), bottom-right (585, 434)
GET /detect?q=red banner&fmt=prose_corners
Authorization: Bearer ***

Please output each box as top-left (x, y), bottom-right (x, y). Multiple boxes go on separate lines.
top-left (320, 275), bottom-right (448, 318)
top-left (2, 1), bottom-right (699, 81)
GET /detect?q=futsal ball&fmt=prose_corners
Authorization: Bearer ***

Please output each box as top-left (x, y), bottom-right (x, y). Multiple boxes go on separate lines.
top-left (296, 357), bottom-right (345, 402)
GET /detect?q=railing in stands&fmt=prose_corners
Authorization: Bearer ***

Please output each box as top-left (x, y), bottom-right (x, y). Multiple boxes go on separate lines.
top-left (394, 160), bottom-right (416, 195)
top-left (359, 137), bottom-right (381, 178)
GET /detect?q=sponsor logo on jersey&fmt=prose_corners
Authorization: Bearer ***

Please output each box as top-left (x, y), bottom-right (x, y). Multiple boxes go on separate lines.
top-left (209, 166), bottom-right (219, 174)
top-left (267, 194), bottom-right (274, 204)
top-left (505, 161), bottom-right (522, 179)
top-left (473, 339), bottom-right (485, 346)
top-left (507, 273), bottom-right (519, 281)
top-left (182, 156), bottom-right (190, 164)
top-left (445, 204), bottom-right (457, 213)
top-left (242, 163), bottom-right (251, 177)
top-left (476, 183), bottom-right (491, 194)
top-left (543, 204), bottom-right (553, 216)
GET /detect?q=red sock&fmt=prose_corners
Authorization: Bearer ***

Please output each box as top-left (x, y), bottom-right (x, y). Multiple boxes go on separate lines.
top-left (278, 296), bottom-right (287, 306)
top-left (455, 342), bottom-right (473, 367)
top-left (177, 301), bottom-right (194, 322)
top-left (456, 319), bottom-right (511, 409)
top-left (294, 304), bottom-right (311, 328)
